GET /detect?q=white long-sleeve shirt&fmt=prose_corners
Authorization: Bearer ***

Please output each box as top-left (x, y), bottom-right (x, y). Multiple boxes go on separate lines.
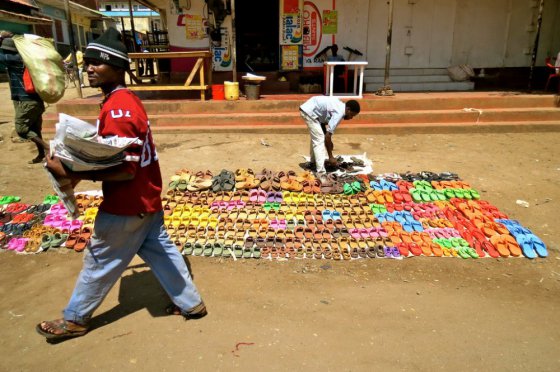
top-left (300, 96), bottom-right (345, 134)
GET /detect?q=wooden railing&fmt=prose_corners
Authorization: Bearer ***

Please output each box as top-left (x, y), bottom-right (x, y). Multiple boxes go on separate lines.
top-left (127, 51), bottom-right (212, 100)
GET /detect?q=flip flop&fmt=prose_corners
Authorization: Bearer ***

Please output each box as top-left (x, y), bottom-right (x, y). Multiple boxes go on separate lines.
top-left (517, 235), bottom-right (538, 259)
top-left (36, 319), bottom-right (89, 340)
top-left (530, 235), bottom-right (548, 257)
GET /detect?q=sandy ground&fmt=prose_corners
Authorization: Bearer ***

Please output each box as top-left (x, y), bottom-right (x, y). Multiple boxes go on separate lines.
top-left (0, 83), bottom-right (559, 371)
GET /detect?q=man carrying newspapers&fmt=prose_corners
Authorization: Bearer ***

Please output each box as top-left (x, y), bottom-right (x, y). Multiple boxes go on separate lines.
top-left (37, 28), bottom-right (207, 341)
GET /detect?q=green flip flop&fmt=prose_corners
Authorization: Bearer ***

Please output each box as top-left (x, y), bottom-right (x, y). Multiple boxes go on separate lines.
top-left (434, 189), bottom-right (447, 201)
top-left (41, 234), bottom-right (53, 250)
top-left (351, 181), bottom-right (362, 193)
top-left (213, 242), bottom-right (224, 257)
top-left (444, 189), bottom-right (456, 199)
top-left (450, 237), bottom-right (463, 248)
top-left (410, 188), bottom-right (423, 202)
top-left (243, 247), bottom-right (253, 259)
top-left (469, 189), bottom-right (480, 199)
top-left (343, 183), bottom-right (354, 195)
top-left (465, 247), bottom-right (479, 258)
top-left (183, 242), bottom-right (194, 255)
top-left (222, 244), bottom-right (232, 258)
top-left (453, 188), bottom-right (466, 198)
top-left (457, 247), bottom-right (471, 259)
top-left (203, 243), bottom-right (214, 257)
top-left (234, 245), bottom-right (243, 258)
top-left (192, 242), bottom-right (204, 256)
top-left (436, 238), bottom-right (453, 249)
top-left (168, 180), bottom-right (180, 190)
top-left (50, 232), bottom-right (68, 248)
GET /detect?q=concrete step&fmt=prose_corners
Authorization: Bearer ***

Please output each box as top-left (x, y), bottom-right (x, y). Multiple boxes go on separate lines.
top-left (54, 121), bottom-right (557, 135)
top-left (364, 75), bottom-right (454, 84)
top-left (365, 81), bottom-right (475, 92)
top-left (362, 68), bottom-right (474, 92)
top-left (44, 107), bottom-right (560, 132)
top-left (364, 68), bottom-right (449, 77)
top-left (44, 92), bottom-right (560, 134)
top-left (52, 92), bottom-right (557, 117)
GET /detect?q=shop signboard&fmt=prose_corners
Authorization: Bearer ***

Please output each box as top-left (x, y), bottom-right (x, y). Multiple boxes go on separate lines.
top-left (280, 45), bottom-right (303, 71)
top-left (322, 10), bottom-right (337, 34)
top-left (183, 14), bottom-right (206, 40)
top-left (302, 0), bottom-right (335, 68)
top-left (280, 0), bottom-right (303, 45)
top-left (212, 27), bottom-right (232, 71)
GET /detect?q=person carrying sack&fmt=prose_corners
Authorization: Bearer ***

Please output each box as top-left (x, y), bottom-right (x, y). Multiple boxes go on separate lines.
top-left (0, 31), bottom-right (48, 164)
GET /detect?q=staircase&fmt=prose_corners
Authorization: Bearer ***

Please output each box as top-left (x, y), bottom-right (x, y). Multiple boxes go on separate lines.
top-left (44, 92), bottom-right (560, 134)
top-left (363, 68), bottom-right (475, 92)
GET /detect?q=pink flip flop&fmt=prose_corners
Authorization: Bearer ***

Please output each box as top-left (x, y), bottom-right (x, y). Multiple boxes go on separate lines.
top-left (15, 238), bottom-right (28, 252)
top-left (249, 189), bottom-right (259, 202)
top-left (257, 190), bottom-right (267, 203)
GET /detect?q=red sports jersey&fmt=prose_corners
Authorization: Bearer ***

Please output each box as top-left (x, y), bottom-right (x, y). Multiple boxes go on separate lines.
top-left (97, 88), bottom-right (163, 215)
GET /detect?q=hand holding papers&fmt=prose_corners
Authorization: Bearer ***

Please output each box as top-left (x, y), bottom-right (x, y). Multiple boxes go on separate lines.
top-left (46, 113), bottom-right (141, 219)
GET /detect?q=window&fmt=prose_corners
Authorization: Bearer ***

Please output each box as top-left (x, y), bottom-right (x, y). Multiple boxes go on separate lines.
top-left (105, 5), bottom-right (111, 11)
top-left (133, 5), bottom-right (138, 11)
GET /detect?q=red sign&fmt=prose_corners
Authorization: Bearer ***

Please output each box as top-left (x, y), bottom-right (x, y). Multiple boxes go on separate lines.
top-left (283, 0), bottom-right (300, 13)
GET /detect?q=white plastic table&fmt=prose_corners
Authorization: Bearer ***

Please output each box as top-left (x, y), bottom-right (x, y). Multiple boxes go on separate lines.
top-left (324, 61), bottom-right (368, 98)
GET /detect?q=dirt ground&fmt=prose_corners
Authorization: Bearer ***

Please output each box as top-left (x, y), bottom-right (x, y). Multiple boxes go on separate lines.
top-left (0, 83), bottom-right (559, 371)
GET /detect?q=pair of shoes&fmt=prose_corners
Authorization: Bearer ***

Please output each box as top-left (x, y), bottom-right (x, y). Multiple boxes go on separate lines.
top-left (211, 170), bottom-right (235, 192)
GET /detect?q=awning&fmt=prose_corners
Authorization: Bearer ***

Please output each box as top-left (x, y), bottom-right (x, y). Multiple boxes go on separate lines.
top-left (5, 0), bottom-right (39, 10)
top-left (37, 0), bottom-right (104, 18)
top-left (0, 9), bottom-right (52, 24)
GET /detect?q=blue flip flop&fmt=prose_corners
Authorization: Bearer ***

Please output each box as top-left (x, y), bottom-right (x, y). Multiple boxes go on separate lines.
top-left (518, 235), bottom-right (537, 259)
top-left (370, 181), bottom-right (382, 190)
top-left (529, 234), bottom-right (548, 257)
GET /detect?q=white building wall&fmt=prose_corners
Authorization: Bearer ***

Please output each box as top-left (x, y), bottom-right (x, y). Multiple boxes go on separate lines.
top-left (333, 0), bottom-right (369, 61)
top-left (364, 0), bottom-right (560, 69)
top-left (157, 0), bottom-right (560, 69)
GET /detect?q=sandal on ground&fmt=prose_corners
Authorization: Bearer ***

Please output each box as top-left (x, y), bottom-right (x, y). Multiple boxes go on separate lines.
top-left (28, 155), bottom-right (45, 165)
top-left (35, 319), bottom-right (89, 340)
top-left (165, 301), bottom-right (208, 320)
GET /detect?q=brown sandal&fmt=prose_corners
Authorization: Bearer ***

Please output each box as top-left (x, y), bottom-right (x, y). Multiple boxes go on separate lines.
top-left (165, 302), bottom-right (208, 320)
top-left (36, 319), bottom-right (89, 340)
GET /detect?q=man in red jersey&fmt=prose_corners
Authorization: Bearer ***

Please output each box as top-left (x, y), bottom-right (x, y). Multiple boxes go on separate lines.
top-left (37, 28), bottom-right (206, 341)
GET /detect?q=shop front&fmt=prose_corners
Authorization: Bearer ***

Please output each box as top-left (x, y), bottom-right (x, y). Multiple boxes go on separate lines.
top-left (135, 0), bottom-right (364, 94)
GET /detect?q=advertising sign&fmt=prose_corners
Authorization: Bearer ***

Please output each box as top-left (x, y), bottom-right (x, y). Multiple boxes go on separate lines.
top-left (184, 14), bottom-right (205, 40)
top-left (322, 10), bottom-right (337, 34)
top-left (211, 27), bottom-right (232, 71)
top-left (280, 0), bottom-right (303, 45)
top-left (280, 45), bottom-right (303, 71)
top-left (280, 13), bottom-right (303, 45)
top-left (303, 0), bottom-right (334, 68)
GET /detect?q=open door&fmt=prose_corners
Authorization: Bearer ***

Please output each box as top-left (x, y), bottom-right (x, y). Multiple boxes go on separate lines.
top-left (235, 0), bottom-right (280, 72)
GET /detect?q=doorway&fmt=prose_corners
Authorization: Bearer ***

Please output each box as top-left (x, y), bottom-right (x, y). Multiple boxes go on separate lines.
top-left (235, 0), bottom-right (280, 72)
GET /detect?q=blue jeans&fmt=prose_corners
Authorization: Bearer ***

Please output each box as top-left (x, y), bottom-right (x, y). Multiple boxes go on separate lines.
top-left (63, 210), bottom-right (203, 325)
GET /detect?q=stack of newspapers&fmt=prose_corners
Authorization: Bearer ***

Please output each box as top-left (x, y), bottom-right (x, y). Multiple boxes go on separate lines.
top-left (46, 113), bottom-right (141, 219)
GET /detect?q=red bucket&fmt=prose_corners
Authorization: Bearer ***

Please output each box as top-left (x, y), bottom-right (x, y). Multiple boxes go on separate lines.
top-left (211, 84), bottom-right (225, 100)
